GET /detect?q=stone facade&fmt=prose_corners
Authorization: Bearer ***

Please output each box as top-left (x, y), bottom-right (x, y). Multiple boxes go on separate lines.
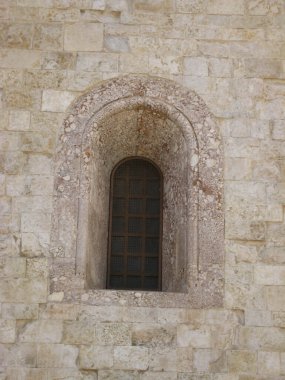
top-left (0, 0), bottom-right (285, 379)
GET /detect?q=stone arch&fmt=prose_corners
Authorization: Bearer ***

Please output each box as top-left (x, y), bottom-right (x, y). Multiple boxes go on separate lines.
top-left (50, 75), bottom-right (224, 307)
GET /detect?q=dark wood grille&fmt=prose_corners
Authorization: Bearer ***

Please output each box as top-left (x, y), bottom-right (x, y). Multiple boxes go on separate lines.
top-left (107, 158), bottom-right (162, 291)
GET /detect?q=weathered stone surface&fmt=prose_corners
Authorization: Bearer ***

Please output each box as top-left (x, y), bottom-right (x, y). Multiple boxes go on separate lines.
top-left (79, 345), bottom-right (113, 369)
top-left (227, 350), bottom-right (257, 373)
top-left (38, 344), bottom-right (78, 368)
top-left (33, 23), bottom-right (63, 51)
top-left (64, 23), bottom-right (103, 51)
top-left (42, 90), bottom-right (77, 112)
top-left (114, 346), bottom-right (149, 370)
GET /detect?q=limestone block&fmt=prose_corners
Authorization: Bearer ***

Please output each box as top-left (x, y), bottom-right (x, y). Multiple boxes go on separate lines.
top-left (225, 158), bottom-right (251, 180)
top-left (21, 131), bottom-right (56, 154)
top-left (79, 345), bottom-right (113, 369)
top-left (2, 303), bottom-right (38, 320)
top-left (257, 351), bottom-right (280, 375)
top-left (104, 36), bottom-right (129, 52)
top-left (193, 349), bottom-right (226, 373)
top-left (42, 51), bottom-right (77, 70)
top-left (18, 319), bottom-right (63, 343)
top-left (225, 181), bottom-right (266, 203)
top-left (248, 0), bottom-right (270, 15)
top-left (96, 323), bottom-right (131, 345)
top-left (183, 57), bottom-right (208, 76)
top-left (42, 89), bottom-right (77, 112)
top-left (149, 55), bottom-right (181, 75)
top-left (242, 58), bottom-right (283, 78)
top-left (39, 303), bottom-right (79, 320)
top-left (238, 326), bottom-right (285, 350)
top-left (213, 375), bottom-right (239, 380)
top-left (265, 286), bottom-right (285, 311)
top-left (0, 257), bottom-right (26, 277)
top-left (5, 368), bottom-right (47, 380)
top-left (260, 247), bottom-right (285, 265)
top-left (9, 110), bottom-right (30, 131)
top-left (2, 151), bottom-right (27, 175)
top-left (272, 120), bottom-right (285, 140)
top-left (26, 257), bottom-right (48, 278)
top-left (0, 320), bottom-right (16, 343)
top-left (252, 160), bottom-right (281, 181)
top-left (0, 343), bottom-right (37, 367)
top-left (62, 320), bottom-right (95, 344)
top-left (24, 69), bottom-right (67, 90)
top-left (255, 265), bottom-right (285, 285)
top-left (0, 233), bottom-right (20, 257)
top-left (133, 0), bottom-right (174, 12)
top-left (227, 350), bottom-right (257, 373)
top-left (144, 346), bottom-right (174, 371)
top-left (282, 352), bottom-right (285, 375)
top-left (0, 132), bottom-right (20, 151)
top-left (77, 52), bottom-right (118, 72)
top-left (98, 370), bottom-right (139, 380)
top-left (207, 0), bottom-right (244, 14)
top-left (177, 325), bottom-right (211, 348)
top-left (33, 23), bottom-right (63, 51)
top-left (0, 278), bottom-right (47, 303)
top-left (175, 346), bottom-right (193, 372)
top-left (38, 344), bottom-right (78, 368)
top-left (39, 7), bottom-right (80, 22)
top-left (8, 6), bottom-right (39, 21)
top-left (157, 308), bottom-right (188, 324)
top-left (132, 323), bottom-right (175, 348)
top-left (0, 49), bottom-right (41, 69)
top-left (5, 87), bottom-right (41, 110)
top-left (66, 71), bottom-right (102, 91)
top-left (0, 197), bottom-right (11, 214)
top-left (122, 307), bottom-right (157, 323)
top-left (176, 0), bottom-right (206, 13)
top-left (64, 23), bottom-right (103, 52)
top-left (114, 346), bottom-right (149, 370)
top-left (209, 58), bottom-right (232, 78)
top-left (141, 372), bottom-right (177, 380)
top-left (257, 99), bottom-right (285, 120)
top-left (0, 174), bottom-right (4, 196)
top-left (13, 195), bottom-right (52, 214)
top-left (205, 310), bottom-right (244, 325)
top-left (267, 223), bottom-right (285, 245)
top-left (0, 22), bottom-right (33, 49)
top-left (119, 54), bottom-right (148, 73)
top-left (245, 310), bottom-right (272, 326)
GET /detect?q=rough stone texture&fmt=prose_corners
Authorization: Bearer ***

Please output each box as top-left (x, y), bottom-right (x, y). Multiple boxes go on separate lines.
top-left (0, 0), bottom-right (285, 378)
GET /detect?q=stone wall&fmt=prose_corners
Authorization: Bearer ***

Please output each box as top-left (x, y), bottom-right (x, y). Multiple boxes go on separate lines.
top-left (0, 0), bottom-right (285, 379)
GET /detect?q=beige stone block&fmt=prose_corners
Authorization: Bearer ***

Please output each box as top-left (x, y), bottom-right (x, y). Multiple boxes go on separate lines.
top-left (24, 154), bottom-right (53, 175)
top-left (257, 99), bottom-right (285, 120)
top-left (38, 344), bottom-right (78, 368)
top-left (0, 233), bottom-right (20, 257)
top-left (5, 368), bottom-right (47, 380)
top-left (104, 36), bottom-right (129, 52)
top-left (65, 70), bottom-right (102, 91)
top-left (0, 320), bottom-right (16, 343)
top-left (80, 305), bottom-right (124, 323)
top-left (18, 319), bottom-right (63, 343)
top-left (225, 158), bottom-right (251, 180)
top-left (42, 89), bottom-right (77, 112)
top-left (141, 372), bottom-right (177, 380)
top-left (207, 0), bottom-right (244, 14)
top-left (0, 132), bottom-right (20, 151)
top-left (213, 375), bottom-right (239, 380)
top-left (5, 87), bottom-right (41, 110)
top-left (39, 7), bottom-right (80, 22)
top-left (9, 110), bottom-right (30, 131)
top-left (77, 52), bottom-right (118, 72)
top-left (209, 58), bottom-right (232, 78)
top-left (157, 308), bottom-right (188, 324)
top-left (242, 58), bottom-right (283, 78)
top-left (119, 54), bottom-right (148, 73)
top-left (98, 370), bottom-right (138, 380)
top-left (0, 49), bottom-right (41, 69)
top-left (26, 257), bottom-right (48, 278)
top-left (30, 111), bottom-right (61, 132)
top-left (47, 368), bottom-right (97, 379)
top-left (21, 231), bottom-right (49, 257)
top-left (177, 325), bottom-right (211, 348)
top-left (257, 351), bottom-right (280, 375)
top-left (225, 181), bottom-right (266, 203)
top-left (0, 197), bottom-right (11, 214)
top-left (134, 0), bottom-right (174, 12)
top-left (272, 120), bottom-right (285, 140)
top-left (227, 350), bottom-right (257, 373)
top-left (0, 174), bottom-right (5, 196)
top-left (252, 160), bottom-right (281, 181)
top-left (114, 346), bottom-right (149, 370)
top-left (33, 23), bottom-right (63, 51)
top-left (0, 257), bottom-right (26, 277)
top-left (0, 22), bottom-right (33, 49)
top-left (266, 286), bottom-right (285, 311)
top-left (255, 265), bottom-right (285, 285)
top-left (8, 6), bottom-right (39, 21)
top-left (239, 326), bottom-right (285, 350)
top-left (80, 345), bottom-right (113, 369)
top-left (205, 309), bottom-right (244, 325)
top-left (2, 151), bottom-right (27, 175)
top-left (176, 0), bottom-right (206, 13)
top-left (149, 347), bottom-right (177, 371)
top-left (2, 303), bottom-right (38, 320)
top-left (39, 303), bottom-right (79, 320)
top-left (0, 278), bottom-right (47, 303)
top-left (62, 320), bottom-right (95, 344)
top-left (96, 323), bottom-right (131, 345)
top-left (260, 247), bottom-right (285, 265)
top-left (149, 55), bottom-right (181, 75)
top-left (24, 69), bottom-right (67, 90)
top-left (183, 57), bottom-right (208, 76)
top-left (64, 23), bottom-right (103, 52)
top-left (132, 323), bottom-right (175, 348)
top-left (193, 349), bottom-right (226, 373)
top-left (245, 310), bottom-right (272, 326)
top-left (176, 347), bottom-right (193, 372)
top-left (6, 175), bottom-right (25, 196)
top-left (20, 131), bottom-right (56, 154)
top-left (267, 223), bottom-right (285, 245)
top-left (248, 0), bottom-right (270, 15)
top-left (122, 307), bottom-right (157, 323)
top-left (0, 343), bottom-right (37, 367)
top-left (42, 51), bottom-right (77, 70)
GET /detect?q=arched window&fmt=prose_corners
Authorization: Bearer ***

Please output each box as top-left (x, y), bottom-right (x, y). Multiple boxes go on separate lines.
top-left (107, 158), bottom-right (163, 291)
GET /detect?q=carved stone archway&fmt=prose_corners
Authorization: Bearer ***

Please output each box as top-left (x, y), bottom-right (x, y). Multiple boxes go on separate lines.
top-left (50, 75), bottom-right (224, 308)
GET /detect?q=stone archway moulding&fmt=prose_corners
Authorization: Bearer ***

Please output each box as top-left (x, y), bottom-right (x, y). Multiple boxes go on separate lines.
top-left (50, 75), bottom-right (224, 308)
